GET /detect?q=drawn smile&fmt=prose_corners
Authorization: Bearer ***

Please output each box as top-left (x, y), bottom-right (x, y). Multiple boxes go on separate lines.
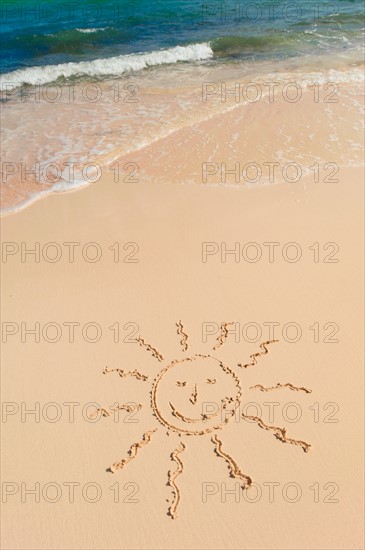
top-left (169, 397), bottom-right (235, 424)
top-left (169, 401), bottom-right (220, 423)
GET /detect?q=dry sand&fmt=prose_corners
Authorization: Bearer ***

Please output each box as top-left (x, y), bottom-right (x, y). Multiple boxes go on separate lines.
top-left (1, 86), bottom-right (364, 549)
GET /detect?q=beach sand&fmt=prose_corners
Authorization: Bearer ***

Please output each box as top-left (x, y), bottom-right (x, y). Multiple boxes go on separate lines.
top-left (1, 85), bottom-right (364, 549)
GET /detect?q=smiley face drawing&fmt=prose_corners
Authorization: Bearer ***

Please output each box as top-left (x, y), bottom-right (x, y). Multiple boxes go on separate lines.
top-left (99, 321), bottom-right (312, 519)
top-left (152, 355), bottom-right (241, 435)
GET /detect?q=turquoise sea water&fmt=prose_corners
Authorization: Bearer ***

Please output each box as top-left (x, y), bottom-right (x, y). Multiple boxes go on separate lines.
top-left (1, 0), bottom-right (364, 84)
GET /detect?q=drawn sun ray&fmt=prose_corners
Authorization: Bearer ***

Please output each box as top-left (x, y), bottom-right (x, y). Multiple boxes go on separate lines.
top-left (212, 434), bottom-right (252, 487)
top-left (101, 322), bottom-right (312, 518)
top-left (90, 403), bottom-right (143, 419)
top-left (213, 321), bottom-right (234, 350)
top-left (250, 383), bottom-right (312, 393)
top-left (242, 413), bottom-right (311, 452)
top-left (167, 442), bottom-right (186, 519)
top-left (176, 321), bottom-right (189, 352)
top-left (238, 339), bottom-right (279, 368)
top-left (103, 366), bottom-right (149, 381)
top-left (137, 336), bottom-right (164, 362)
top-left (107, 429), bottom-right (157, 473)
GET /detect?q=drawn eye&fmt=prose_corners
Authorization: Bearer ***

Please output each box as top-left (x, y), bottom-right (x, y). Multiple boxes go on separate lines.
top-left (176, 381), bottom-right (187, 387)
top-left (206, 379), bottom-right (216, 384)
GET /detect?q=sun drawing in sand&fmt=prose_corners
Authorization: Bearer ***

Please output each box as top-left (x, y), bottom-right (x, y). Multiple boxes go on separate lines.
top-left (99, 321), bottom-right (312, 519)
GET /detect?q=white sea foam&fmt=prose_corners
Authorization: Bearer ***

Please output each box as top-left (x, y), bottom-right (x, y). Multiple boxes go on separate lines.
top-left (0, 43), bottom-right (214, 89)
top-left (76, 28), bottom-right (107, 33)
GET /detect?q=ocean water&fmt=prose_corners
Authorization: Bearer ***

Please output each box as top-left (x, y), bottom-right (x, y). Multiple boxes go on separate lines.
top-left (0, 0), bottom-right (364, 213)
top-left (1, 0), bottom-right (364, 85)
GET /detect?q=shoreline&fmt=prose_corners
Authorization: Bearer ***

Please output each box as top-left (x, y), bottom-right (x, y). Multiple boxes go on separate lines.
top-left (1, 70), bottom-right (364, 216)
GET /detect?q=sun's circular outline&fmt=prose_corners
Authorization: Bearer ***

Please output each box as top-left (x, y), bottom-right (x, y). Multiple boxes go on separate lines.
top-left (151, 353), bottom-right (242, 435)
